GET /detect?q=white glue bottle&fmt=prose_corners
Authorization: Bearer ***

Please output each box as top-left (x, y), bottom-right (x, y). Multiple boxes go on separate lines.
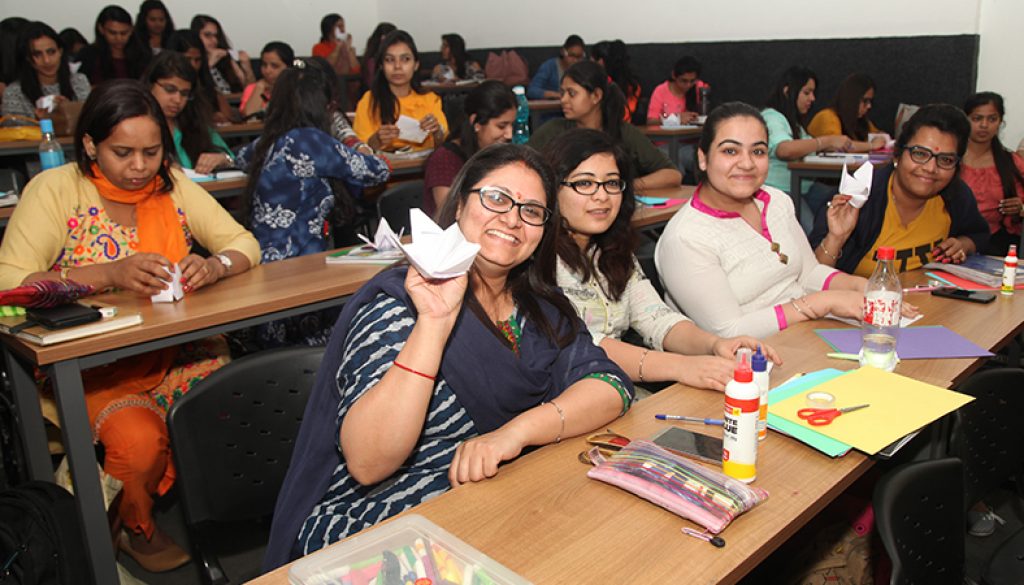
top-left (751, 346), bottom-right (770, 442)
top-left (723, 349), bottom-right (759, 483)
top-left (1002, 244), bottom-right (1017, 296)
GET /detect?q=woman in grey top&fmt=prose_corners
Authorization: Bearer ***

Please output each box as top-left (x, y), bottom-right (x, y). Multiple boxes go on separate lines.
top-left (2, 22), bottom-right (90, 119)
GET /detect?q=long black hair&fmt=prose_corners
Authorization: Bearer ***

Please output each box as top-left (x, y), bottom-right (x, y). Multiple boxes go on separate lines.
top-left (58, 28), bottom-right (89, 58)
top-left (545, 128), bottom-right (638, 301)
top-left (319, 13), bottom-right (341, 43)
top-left (695, 101), bottom-right (768, 185)
top-left (92, 5), bottom-right (151, 80)
top-left (831, 73), bottom-right (875, 141)
top-left (168, 29), bottom-right (219, 114)
top-left (441, 33), bottom-right (471, 78)
top-left (436, 144), bottom-right (579, 348)
top-left (964, 92), bottom-right (1024, 201)
top-left (896, 104), bottom-right (970, 158)
top-left (443, 80), bottom-right (516, 159)
top-left (15, 22), bottom-right (76, 103)
top-left (562, 60), bottom-right (627, 142)
top-left (134, 0), bottom-right (175, 50)
top-left (143, 51), bottom-right (219, 165)
top-left (671, 56), bottom-right (702, 112)
top-left (591, 40), bottom-right (639, 110)
top-left (764, 66), bottom-right (817, 140)
top-left (75, 79), bottom-right (175, 192)
top-left (370, 30), bottom-right (424, 126)
top-left (1, 17), bottom-right (30, 84)
top-left (363, 22), bottom-right (396, 65)
top-left (189, 14), bottom-right (242, 92)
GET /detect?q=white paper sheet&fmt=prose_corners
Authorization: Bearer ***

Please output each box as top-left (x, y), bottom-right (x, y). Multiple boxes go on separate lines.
top-left (358, 218), bottom-right (402, 251)
top-left (395, 115), bottom-right (429, 144)
top-left (840, 161), bottom-right (874, 209)
top-left (827, 313), bottom-right (923, 328)
top-left (393, 209), bottom-right (479, 279)
top-left (151, 264), bottom-right (184, 303)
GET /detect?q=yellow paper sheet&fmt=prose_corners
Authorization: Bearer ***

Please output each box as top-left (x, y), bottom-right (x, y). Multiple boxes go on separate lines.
top-left (768, 367), bottom-right (974, 454)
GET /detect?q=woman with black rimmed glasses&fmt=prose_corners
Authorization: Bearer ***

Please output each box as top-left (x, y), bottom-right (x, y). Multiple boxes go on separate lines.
top-left (810, 104), bottom-right (990, 277)
top-left (546, 128), bottom-right (780, 392)
top-left (264, 143), bottom-right (633, 567)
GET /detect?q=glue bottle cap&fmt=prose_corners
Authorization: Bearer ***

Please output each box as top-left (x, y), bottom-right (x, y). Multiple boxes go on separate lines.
top-left (734, 349), bottom-right (753, 383)
top-left (750, 345), bottom-right (767, 372)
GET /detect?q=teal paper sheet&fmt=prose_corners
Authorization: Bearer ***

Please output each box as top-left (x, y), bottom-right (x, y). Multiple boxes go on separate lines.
top-left (766, 368), bottom-right (853, 458)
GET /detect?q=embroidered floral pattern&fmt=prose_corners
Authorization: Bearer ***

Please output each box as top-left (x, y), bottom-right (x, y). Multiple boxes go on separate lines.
top-left (52, 204), bottom-right (194, 271)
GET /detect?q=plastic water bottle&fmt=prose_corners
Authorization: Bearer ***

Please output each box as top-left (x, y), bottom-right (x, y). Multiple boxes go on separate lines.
top-left (860, 246), bottom-right (901, 372)
top-left (698, 85), bottom-right (711, 117)
top-left (751, 346), bottom-right (769, 442)
top-left (722, 349), bottom-right (759, 483)
top-left (1001, 244), bottom-right (1017, 296)
top-left (512, 86), bottom-right (530, 144)
top-left (38, 119), bottom-right (66, 171)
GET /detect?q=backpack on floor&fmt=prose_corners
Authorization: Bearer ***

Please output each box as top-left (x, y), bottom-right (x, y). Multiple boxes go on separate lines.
top-left (0, 481), bottom-right (90, 585)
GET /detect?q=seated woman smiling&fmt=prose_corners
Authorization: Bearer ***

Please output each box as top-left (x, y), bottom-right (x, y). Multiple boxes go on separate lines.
top-left (546, 128), bottom-right (780, 391)
top-left (264, 144), bottom-right (632, 568)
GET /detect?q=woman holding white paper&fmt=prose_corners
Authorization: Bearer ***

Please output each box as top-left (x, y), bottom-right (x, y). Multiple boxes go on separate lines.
top-left (655, 102), bottom-right (876, 339)
top-left (1, 21), bottom-right (90, 120)
top-left (353, 30), bottom-right (447, 152)
top-left (809, 104), bottom-right (990, 277)
top-left (264, 143), bottom-right (633, 567)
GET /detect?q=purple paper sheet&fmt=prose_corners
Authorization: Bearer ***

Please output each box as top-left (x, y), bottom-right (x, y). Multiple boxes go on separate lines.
top-left (815, 326), bottom-right (994, 360)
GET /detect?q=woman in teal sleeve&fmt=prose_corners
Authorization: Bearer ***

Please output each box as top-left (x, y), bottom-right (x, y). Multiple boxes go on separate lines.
top-left (144, 51), bottom-right (235, 174)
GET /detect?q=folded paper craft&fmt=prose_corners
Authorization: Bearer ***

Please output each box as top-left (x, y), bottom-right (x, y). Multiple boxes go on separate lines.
top-left (151, 264), bottom-right (184, 303)
top-left (395, 115), bottom-right (428, 144)
top-left (357, 217), bottom-right (402, 251)
top-left (840, 161), bottom-right (873, 209)
top-left (393, 209), bottom-right (479, 279)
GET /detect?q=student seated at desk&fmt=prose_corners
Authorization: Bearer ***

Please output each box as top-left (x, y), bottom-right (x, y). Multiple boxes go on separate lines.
top-left (655, 102), bottom-right (885, 339)
top-left (961, 91), bottom-right (1024, 256)
top-left (312, 13), bottom-right (359, 76)
top-left (354, 30), bottom-right (446, 153)
top-left (144, 51), bottom-right (233, 174)
top-left (430, 33), bottom-right (484, 83)
top-left (590, 40), bottom-right (640, 121)
top-left (424, 80), bottom-right (515, 216)
top-left (809, 104), bottom-right (990, 277)
top-left (646, 56), bottom-right (706, 125)
top-left (546, 128), bottom-right (780, 391)
top-left (527, 34), bottom-right (585, 100)
top-left (190, 14), bottom-right (254, 94)
top-left (529, 61), bottom-right (682, 191)
top-left (168, 29), bottom-right (234, 124)
top-left (78, 6), bottom-right (152, 84)
top-left (0, 80), bottom-right (260, 572)
top-left (807, 73), bottom-right (887, 153)
top-left (239, 41), bottom-right (293, 119)
top-left (263, 144), bottom-right (632, 568)
top-left (360, 22), bottom-right (396, 93)
top-left (1, 22), bottom-right (90, 119)
top-left (133, 0), bottom-right (175, 54)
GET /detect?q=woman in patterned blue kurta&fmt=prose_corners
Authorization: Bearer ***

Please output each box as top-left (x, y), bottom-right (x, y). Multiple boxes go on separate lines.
top-left (264, 144), bottom-right (634, 568)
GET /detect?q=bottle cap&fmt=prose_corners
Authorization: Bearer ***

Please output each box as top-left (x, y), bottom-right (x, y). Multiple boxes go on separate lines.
top-left (733, 349), bottom-right (753, 383)
top-left (1009, 245), bottom-right (1017, 259)
top-left (512, 86), bottom-right (525, 95)
top-left (750, 346), bottom-right (767, 372)
top-left (876, 246), bottom-right (895, 261)
top-left (39, 119), bottom-right (54, 133)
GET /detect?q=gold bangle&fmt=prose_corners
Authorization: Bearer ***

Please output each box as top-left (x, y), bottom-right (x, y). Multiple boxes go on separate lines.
top-left (791, 298), bottom-right (815, 320)
top-left (818, 242), bottom-right (842, 262)
top-left (546, 400), bottom-right (566, 444)
top-left (638, 349), bottom-right (650, 383)
top-left (60, 266), bottom-right (71, 281)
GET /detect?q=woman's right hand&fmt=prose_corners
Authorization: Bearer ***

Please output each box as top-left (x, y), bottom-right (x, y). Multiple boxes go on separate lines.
top-left (825, 193), bottom-right (860, 241)
top-left (107, 253), bottom-right (174, 295)
top-left (823, 290), bottom-right (865, 320)
top-left (404, 266), bottom-right (467, 323)
top-left (679, 111), bottom-right (699, 124)
top-left (674, 355), bottom-right (737, 392)
top-left (208, 47), bottom-right (227, 67)
top-left (820, 135), bottom-right (853, 152)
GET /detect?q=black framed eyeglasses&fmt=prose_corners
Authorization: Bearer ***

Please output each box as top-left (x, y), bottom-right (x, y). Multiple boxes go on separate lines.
top-left (471, 186), bottom-right (551, 226)
top-left (561, 179), bottom-right (626, 196)
top-left (156, 82), bottom-right (192, 101)
top-left (905, 145), bottom-right (959, 170)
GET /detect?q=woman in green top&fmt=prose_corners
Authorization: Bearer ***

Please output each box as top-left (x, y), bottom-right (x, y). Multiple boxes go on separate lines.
top-left (144, 51), bottom-right (234, 174)
top-left (530, 60), bottom-right (681, 192)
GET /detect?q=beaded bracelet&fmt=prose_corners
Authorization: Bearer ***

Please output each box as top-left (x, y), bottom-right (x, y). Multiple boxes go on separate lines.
top-left (818, 242), bottom-right (842, 262)
top-left (791, 297), bottom-right (815, 320)
top-left (638, 349), bottom-right (651, 383)
top-left (546, 400), bottom-right (566, 443)
top-left (392, 361), bottom-right (436, 381)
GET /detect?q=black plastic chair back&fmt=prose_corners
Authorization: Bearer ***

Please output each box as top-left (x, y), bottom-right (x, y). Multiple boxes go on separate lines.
top-left (376, 179), bottom-right (425, 233)
top-left (874, 457), bottom-right (965, 584)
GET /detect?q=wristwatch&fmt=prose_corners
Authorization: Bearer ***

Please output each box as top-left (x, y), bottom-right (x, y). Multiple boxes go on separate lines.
top-left (215, 254), bottom-right (233, 273)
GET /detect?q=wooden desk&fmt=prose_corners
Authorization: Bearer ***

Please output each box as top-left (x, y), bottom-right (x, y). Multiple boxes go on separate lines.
top-left (1, 251), bottom-right (391, 585)
top-left (632, 185), bottom-right (693, 233)
top-left (527, 99), bottom-right (561, 130)
top-left (0, 136), bottom-right (73, 158)
top-left (250, 272), bottom-right (1024, 585)
top-left (199, 176), bottom-right (248, 200)
top-left (643, 124), bottom-right (702, 169)
top-left (216, 121), bottom-right (264, 142)
top-left (0, 205), bottom-right (13, 227)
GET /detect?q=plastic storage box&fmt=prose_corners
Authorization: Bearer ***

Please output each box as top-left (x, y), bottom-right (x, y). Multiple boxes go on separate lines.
top-left (288, 514), bottom-right (532, 585)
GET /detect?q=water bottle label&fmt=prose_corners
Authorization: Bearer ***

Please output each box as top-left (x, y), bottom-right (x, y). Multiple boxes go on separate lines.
top-left (40, 150), bottom-right (65, 170)
top-left (863, 292), bottom-right (900, 327)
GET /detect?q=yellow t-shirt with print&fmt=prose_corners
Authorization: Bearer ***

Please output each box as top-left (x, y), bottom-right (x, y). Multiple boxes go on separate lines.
top-left (853, 179), bottom-right (951, 277)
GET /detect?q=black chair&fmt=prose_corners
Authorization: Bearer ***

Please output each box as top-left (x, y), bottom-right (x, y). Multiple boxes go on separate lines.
top-left (874, 457), bottom-right (966, 584)
top-left (377, 179), bottom-right (425, 234)
top-left (167, 346), bottom-right (324, 584)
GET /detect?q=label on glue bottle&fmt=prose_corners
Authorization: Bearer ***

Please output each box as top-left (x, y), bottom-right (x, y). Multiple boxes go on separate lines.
top-left (722, 351), bottom-right (759, 483)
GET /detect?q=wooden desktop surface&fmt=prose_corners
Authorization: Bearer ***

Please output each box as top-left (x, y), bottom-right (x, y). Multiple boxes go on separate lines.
top-left (643, 124), bottom-right (703, 138)
top-left (250, 273), bottom-right (1024, 585)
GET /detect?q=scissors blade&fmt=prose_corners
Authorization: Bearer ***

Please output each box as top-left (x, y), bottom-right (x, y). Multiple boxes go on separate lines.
top-left (838, 404), bottom-right (871, 414)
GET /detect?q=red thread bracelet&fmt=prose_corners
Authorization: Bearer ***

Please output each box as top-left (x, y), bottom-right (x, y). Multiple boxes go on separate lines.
top-left (392, 361), bottom-right (436, 381)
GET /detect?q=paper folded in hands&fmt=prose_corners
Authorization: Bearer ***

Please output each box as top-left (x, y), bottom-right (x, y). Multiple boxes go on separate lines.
top-left (358, 218), bottom-right (402, 251)
top-left (395, 115), bottom-right (429, 144)
top-left (151, 264), bottom-right (184, 303)
top-left (393, 209), bottom-right (479, 279)
top-left (840, 161), bottom-right (873, 209)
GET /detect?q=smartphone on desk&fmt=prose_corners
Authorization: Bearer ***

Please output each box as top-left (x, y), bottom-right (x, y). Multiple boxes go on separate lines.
top-left (930, 287), bottom-right (996, 304)
top-left (27, 303), bottom-right (102, 330)
top-left (650, 426), bottom-right (722, 464)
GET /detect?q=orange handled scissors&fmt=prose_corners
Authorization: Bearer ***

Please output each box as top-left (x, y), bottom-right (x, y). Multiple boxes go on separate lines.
top-left (797, 404), bottom-right (870, 426)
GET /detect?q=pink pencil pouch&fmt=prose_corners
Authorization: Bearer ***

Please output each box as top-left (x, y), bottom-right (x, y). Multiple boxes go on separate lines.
top-left (586, 440), bottom-right (769, 533)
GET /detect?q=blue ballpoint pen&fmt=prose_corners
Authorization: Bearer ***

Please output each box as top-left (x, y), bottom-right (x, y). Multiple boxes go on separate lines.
top-left (655, 414), bottom-right (724, 426)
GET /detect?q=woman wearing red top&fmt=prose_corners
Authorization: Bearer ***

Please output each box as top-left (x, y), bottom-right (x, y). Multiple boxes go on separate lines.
top-left (312, 13), bottom-right (359, 76)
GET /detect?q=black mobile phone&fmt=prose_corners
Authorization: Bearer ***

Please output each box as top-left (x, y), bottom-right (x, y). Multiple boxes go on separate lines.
top-left (27, 303), bottom-right (102, 330)
top-left (650, 426), bottom-right (723, 464)
top-left (930, 287), bottom-right (996, 304)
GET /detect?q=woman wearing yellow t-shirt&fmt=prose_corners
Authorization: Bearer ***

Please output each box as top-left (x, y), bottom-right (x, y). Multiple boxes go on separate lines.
top-left (807, 73), bottom-right (887, 153)
top-left (354, 30), bottom-right (446, 153)
top-left (809, 104), bottom-right (990, 277)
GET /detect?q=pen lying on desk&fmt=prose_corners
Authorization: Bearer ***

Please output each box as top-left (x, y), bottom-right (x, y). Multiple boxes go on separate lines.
top-left (655, 414), bottom-right (724, 425)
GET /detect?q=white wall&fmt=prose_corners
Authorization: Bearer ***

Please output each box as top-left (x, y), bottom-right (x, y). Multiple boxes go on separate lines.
top-left (976, 0), bottom-right (1024, 148)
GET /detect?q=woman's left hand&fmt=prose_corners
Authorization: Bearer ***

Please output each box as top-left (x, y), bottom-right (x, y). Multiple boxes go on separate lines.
top-left (193, 152), bottom-right (231, 175)
top-left (712, 336), bottom-right (783, 366)
top-left (998, 197), bottom-right (1023, 218)
top-left (420, 114), bottom-right (441, 136)
top-left (448, 428), bottom-right (524, 487)
top-left (932, 237), bottom-right (971, 264)
top-left (179, 253), bottom-right (225, 293)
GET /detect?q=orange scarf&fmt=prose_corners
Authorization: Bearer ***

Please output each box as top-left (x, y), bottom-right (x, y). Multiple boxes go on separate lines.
top-left (86, 164), bottom-right (188, 263)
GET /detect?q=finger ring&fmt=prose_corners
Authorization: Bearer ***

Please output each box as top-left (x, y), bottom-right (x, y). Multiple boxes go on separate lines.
top-left (826, 201), bottom-right (833, 208)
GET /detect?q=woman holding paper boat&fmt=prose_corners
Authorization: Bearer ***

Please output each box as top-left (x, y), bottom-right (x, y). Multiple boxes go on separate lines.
top-left (265, 144), bottom-right (633, 566)
top-left (655, 102), bottom-right (887, 339)
top-left (809, 104), bottom-right (989, 277)
top-left (0, 80), bottom-right (260, 571)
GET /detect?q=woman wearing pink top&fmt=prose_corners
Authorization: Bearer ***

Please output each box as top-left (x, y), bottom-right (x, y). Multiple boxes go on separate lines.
top-left (646, 56), bottom-right (707, 125)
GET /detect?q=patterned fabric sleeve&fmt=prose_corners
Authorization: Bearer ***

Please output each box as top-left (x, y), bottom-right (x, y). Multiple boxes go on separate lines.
top-left (0, 83), bottom-right (33, 117)
top-left (624, 257), bottom-right (688, 351)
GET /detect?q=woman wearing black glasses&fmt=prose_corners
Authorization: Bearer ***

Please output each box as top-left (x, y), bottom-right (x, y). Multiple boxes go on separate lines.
top-left (810, 104), bottom-right (990, 277)
top-left (143, 51), bottom-right (233, 174)
top-left (546, 128), bottom-right (779, 392)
